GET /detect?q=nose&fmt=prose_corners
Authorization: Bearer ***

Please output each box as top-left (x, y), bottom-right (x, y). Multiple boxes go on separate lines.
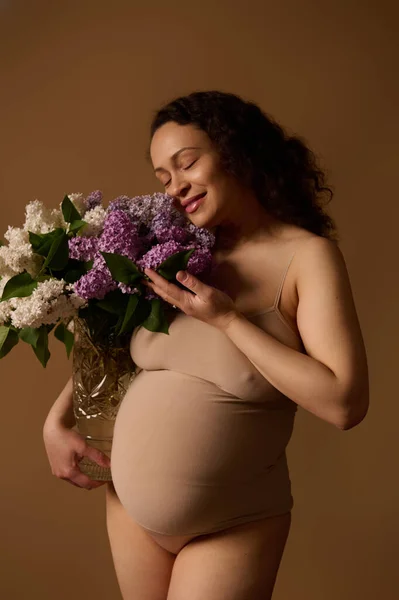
top-left (168, 174), bottom-right (190, 201)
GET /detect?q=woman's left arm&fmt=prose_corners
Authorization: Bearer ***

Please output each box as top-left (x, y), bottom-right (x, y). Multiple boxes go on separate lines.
top-left (219, 237), bottom-right (369, 430)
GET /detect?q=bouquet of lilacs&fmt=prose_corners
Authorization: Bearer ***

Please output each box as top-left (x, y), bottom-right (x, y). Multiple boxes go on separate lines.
top-left (0, 191), bottom-right (215, 367)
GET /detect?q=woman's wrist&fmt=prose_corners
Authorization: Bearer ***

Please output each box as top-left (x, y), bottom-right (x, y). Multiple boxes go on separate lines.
top-left (213, 309), bottom-right (244, 332)
top-left (43, 409), bottom-right (75, 432)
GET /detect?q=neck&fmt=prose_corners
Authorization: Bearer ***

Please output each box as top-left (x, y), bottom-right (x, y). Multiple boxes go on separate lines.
top-left (212, 201), bottom-right (281, 255)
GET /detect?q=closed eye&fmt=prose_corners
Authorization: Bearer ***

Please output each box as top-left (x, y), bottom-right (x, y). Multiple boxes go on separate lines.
top-left (182, 160), bottom-right (197, 171)
top-left (164, 159), bottom-right (197, 187)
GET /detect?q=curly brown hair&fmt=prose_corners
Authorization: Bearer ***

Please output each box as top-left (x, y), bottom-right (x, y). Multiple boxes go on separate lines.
top-left (148, 90), bottom-right (338, 241)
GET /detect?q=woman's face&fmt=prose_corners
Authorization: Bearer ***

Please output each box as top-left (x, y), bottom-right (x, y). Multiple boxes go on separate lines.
top-left (150, 122), bottom-right (249, 230)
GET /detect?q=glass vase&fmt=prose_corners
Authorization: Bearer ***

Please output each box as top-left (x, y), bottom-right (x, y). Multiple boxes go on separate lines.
top-left (72, 316), bottom-right (136, 481)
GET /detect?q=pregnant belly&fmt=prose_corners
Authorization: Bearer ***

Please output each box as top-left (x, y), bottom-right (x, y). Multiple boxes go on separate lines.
top-left (110, 369), bottom-right (293, 536)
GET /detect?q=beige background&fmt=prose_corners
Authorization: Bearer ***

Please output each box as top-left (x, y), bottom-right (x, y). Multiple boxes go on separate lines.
top-left (1, 1), bottom-right (398, 598)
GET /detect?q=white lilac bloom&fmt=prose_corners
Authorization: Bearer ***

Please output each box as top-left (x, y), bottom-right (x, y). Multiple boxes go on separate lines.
top-left (0, 275), bottom-right (13, 325)
top-left (0, 226), bottom-right (43, 277)
top-left (10, 279), bottom-right (82, 330)
top-left (23, 199), bottom-right (65, 234)
top-left (0, 253), bottom-right (15, 279)
top-left (67, 192), bottom-right (86, 216)
top-left (65, 283), bottom-right (88, 311)
top-left (80, 205), bottom-right (107, 237)
top-left (0, 300), bottom-right (12, 326)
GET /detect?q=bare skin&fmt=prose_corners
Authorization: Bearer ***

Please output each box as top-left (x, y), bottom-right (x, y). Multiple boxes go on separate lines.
top-left (106, 481), bottom-right (291, 600)
top-left (105, 234), bottom-right (297, 599)
top-left (105, 224), bottom-right (299, 598)
top-left (106, 122), bottom-right (368, 598)
top-left (46, 121), bottom-right (368, 599)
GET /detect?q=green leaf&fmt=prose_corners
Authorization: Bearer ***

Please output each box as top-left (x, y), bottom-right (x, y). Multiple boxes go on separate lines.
top-left (100, 252), bottom-right (142, 285)
top-left (68, 219), bottom-right (87, 234)
top-left (29, 228), bottom-right (65, 257)
top-left (131, 295), bottom-right (151, 326)
top-left (54, 322), bottom-right (74, 358)
top-left (0, 239), bottom-right (4, 247)
top-left (157, 248), bottom-right (196, 281)
top-left (96, 289), bottom-right (128, 315)
top-left (141, 298), bottom-right (169, 334)
top-left (84, 259), bottom-right (94, 271)
top-left (28, 231), bottom-right (44, 252)
top-left (60, 259), bottom-right (89, 283)
top-left (19, 327), bottom-right (40, 347)
top-left (32, 326), bottom-right (50, 367)
top-left (41, 230), bottom-right (69, 271)
top-left (1, 272), bottom-right (38, 301)
top-left (61, 195), bottom-right (81, 223)
top-left (0, 326), bottom-right (19, 358)
top-left (36, 274), bottom-right (53, 282)
top-left (117, 294), bottom-right (140, 335)
top-left (64, 269), bottom-right (83, 283)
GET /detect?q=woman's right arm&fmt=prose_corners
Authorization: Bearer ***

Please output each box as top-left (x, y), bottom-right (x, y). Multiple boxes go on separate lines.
top-left (43, 375), bottom-right (75, 430)
top-left (43, 376), bottom-right (110, 490)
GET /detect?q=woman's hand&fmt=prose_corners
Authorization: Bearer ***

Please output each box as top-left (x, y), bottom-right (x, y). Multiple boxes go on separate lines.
top-left (43, 423), bottom-right (111, 491)
top-left (142, 268), bottom-right (240, 329)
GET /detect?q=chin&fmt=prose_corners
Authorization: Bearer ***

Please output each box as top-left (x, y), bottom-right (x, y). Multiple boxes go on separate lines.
top-left (189, 213), bottom-right (214, 229)
top-left (190, 204), bottom-right (218, 228)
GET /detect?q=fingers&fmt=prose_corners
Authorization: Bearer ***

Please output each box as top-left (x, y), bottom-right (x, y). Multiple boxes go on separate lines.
top-left (58, 446), bottom-right (110, 490)
top-left (59, 466), bottom-right (105, 490)
top-left (83, 445), bottom-right (111, 469)
top-left (144, 269), bottom-right (186, 308)
top-left (61, 468), bottom-right (106, 490)
top-left (176, 270), bottom-right (202, 294)
top-left (46, 427), bottom-right (111, 491)
top-left (144, 282), bottom-right (177, 307)
top-left (72, 470), bottom-right (106, 489)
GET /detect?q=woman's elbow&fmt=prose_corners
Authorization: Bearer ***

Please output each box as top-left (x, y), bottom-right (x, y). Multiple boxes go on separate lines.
top-left (335, 389), bottom-right (370, 431)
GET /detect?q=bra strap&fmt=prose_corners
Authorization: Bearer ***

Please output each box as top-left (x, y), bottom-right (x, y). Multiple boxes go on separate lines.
top-left (273, 252), bottom-right (296, 310)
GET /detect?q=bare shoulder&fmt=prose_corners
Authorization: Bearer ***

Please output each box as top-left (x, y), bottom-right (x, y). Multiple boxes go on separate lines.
top-left (291, 233), bottom-right (360, 335)
top-left (294, 232), bottom-right (343, 264)
top-left (293, 234), bottom-right (350, 297)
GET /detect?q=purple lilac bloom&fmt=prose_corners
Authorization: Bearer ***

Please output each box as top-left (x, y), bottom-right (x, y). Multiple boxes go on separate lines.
top-left (150, 209), bottom-right (189, 244)
top-left (118, 282), bottom-right (140, 295)
top-left (143, 287), bottom-right (159, 301)
top-left (85, 190), bottom-right (103, 211)
top-left (74, 255), bottom-right (118, 300)
top-left (107, 195), bottom-right (132, 213)
top-left (154, 224), bottom-right (189, 244)
top-left (152, 204), bottom-right (187, 228)
top-left (98, 209), bottom-right (142, 261)
top-left (133, 192), bottom-right (175, 223)
top-left (186, 223), bottom-right (216, 249)
top-left (137, 240), bottom-right (185, 270)
top-left (108, 193), bottom-right (176, 227)
top-left (150, 210), bottom-right (173, 232)
top-left (186, 247), bottom-right (213, 275)
top-left (68, 236), bottom-right (99, 261)
top-left (107, 192), bottom-right (214, 250)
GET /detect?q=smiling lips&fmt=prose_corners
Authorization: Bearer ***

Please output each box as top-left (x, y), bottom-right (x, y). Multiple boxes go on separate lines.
top-left (183, 193), bottom-right (206, 213)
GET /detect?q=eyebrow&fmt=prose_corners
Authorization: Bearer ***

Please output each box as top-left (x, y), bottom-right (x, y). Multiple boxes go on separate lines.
top-left (154, 146), bottom-right (201, 173)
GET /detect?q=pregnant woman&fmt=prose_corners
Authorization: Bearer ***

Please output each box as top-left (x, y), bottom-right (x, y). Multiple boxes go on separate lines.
top-left (43, 90), bottom-right (369, 600)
